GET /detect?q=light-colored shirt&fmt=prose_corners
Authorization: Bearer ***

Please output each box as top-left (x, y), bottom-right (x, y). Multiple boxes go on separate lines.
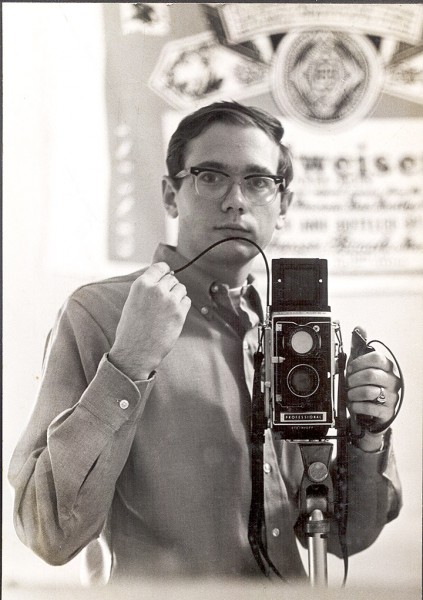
top-left (8, 244), bottom-right (401, 584)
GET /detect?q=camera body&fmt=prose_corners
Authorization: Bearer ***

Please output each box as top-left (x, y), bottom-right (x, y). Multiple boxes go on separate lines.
top-left (265, 259), bottom-right (337, 440)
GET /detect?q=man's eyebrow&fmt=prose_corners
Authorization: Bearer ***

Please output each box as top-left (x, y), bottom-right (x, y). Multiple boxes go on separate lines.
top-left (193, 161), bottom-right (229, 171)
top-left (193, 161), bottom-right (275, 175)
top-left (244, 164), bottom-right (274, 176)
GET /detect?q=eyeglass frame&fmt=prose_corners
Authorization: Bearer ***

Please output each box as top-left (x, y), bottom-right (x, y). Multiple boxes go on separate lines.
top-left (174, 166), bottom-right (287, 205)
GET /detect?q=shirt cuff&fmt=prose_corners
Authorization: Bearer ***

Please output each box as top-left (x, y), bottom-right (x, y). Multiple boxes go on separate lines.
top-left (349, 428), bottom-right (402, 521)
top-left (348, 428), bottom-right (390, 468)
top-left (77, 354), bottom-right (156, 432)
top-left (349, 429), bottom-right (400, 489)
top-left (134, 371), bottom-right (156, 387)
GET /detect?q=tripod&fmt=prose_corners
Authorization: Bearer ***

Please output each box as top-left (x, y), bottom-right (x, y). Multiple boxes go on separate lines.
top-left (248, 333), bottom-right (350, 585)
top-left (297, 442), bottom-right (334, 586)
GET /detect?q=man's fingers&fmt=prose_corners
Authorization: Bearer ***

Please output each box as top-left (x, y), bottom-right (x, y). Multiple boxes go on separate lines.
top-left (156, 272), bottom-right (177, 290)
top-left (348, 398), bottom-right (390, 420)
top-left (348, 384), bottom-right (397, 428)
top-left (142, 262), bottom-right (173, 283)
top-left (347, 351), bottom-right (394, 375)
top-left (348, 384), bottom-right (395, 403)
top-left (172, 283), bottom-right (190, 303)
top-left (347, 367), bottom-right (399, 391)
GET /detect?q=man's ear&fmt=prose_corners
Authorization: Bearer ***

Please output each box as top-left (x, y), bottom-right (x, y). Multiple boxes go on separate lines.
top-left (275, 190), bottom-right (294, 230)
top-left (162, 176), bottom-right (179, 219)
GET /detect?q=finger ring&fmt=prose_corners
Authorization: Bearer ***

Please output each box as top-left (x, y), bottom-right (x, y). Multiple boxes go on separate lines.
top-left (373, 386), bottom-right (386, 405)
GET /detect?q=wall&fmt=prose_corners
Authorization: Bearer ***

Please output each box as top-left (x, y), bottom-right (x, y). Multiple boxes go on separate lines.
top-left (3, 2), bottom-right (422, 595)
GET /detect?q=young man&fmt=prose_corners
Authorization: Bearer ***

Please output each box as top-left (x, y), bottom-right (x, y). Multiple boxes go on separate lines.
top-left (9, 102), bottom-right (401, 584)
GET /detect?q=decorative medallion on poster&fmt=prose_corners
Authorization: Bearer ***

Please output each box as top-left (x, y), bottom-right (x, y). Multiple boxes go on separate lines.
top-left (148, 31), bottom-right (270, 110)
top-left (271, 31), bottom-right (383, 129)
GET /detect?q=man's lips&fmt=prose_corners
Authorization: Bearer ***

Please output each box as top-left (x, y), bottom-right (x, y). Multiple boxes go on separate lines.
top-left (214, 225), bottom-right (251, 234)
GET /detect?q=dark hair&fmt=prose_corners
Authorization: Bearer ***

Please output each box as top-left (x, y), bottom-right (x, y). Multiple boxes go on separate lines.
top-left (166, 101), bottom-right (293, 189)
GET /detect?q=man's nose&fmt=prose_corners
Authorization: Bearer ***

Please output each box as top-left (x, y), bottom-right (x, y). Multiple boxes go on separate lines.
top-left (220, 180), bottom-right (247, 211)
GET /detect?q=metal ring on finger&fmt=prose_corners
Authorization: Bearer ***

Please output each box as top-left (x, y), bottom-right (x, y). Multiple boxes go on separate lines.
top-left (373, 386), bottom-right (386, 405)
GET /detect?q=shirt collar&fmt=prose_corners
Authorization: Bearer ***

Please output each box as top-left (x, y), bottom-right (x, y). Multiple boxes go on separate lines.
top-left (152, 244), bottom-right (260, 321)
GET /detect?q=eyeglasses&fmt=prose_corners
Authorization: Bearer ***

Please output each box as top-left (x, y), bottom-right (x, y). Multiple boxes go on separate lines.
top-left (174, 167), bottom-right (286, 206)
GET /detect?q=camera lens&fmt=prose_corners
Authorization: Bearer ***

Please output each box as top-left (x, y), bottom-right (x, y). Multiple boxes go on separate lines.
top-left (290, 329), bottom-right (315, 354)
top-left (287, 364), bottom-right (319, 397)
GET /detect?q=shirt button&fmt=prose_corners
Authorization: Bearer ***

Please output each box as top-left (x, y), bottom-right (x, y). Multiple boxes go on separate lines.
top-left (263, 463), bottom-right (272, 474)
top-left (201, 306), bottom-right (209, 315)
top-left (243, 341), bottom-right (249, 350)
top-left (119, 399), bottom-right (129, 410)
top-left (272, 528), bottom-right (280, 537)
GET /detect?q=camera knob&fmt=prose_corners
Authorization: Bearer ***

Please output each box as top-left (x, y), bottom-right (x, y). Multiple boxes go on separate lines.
top-left (308, 461), bottom-right (328, 483)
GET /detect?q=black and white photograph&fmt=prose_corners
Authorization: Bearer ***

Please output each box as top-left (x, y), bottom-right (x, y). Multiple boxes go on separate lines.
top-left (3, 3), bottom-right (422, 599)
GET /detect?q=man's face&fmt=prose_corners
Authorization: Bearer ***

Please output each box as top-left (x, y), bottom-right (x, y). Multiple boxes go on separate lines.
top-left (163, 123), bottom-right (289, 266)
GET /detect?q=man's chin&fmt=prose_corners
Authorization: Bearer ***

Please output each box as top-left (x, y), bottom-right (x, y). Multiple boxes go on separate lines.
top-left (213, 229), bottom-right (255, 246)
top-left (208, 234), bottom-right (258, 262)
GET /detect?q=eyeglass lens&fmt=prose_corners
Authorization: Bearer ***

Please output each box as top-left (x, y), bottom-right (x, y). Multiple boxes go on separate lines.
top-left (195, 171), bottom-right (278, 204)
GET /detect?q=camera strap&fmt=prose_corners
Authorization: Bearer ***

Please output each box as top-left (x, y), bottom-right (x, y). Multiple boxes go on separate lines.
top-left (334, 350), bottom-right (350, 584)
top-left (248, 350), bottom-right (285, 580)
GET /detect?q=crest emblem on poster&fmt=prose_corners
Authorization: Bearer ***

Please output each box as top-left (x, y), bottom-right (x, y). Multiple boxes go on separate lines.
top-left (271, 31), bottom-right (384, 129)
top-left (148, 31), bottom-right (269, 110)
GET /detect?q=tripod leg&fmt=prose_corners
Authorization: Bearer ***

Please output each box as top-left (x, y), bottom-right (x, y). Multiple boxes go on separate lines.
top-left (307, 509), bottom-right (328, 586)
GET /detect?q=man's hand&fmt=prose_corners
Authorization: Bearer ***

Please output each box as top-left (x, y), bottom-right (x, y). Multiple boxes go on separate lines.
top-left (109, 262), bottom-right (191, 381)
top-left (347, 334), bottom-right (401, 451)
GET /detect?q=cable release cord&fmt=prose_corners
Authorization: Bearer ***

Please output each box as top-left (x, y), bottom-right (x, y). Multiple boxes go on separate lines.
top-left (356, 339), bottom-right (404, 436)
top-left (172, 238), bottom-right (404, 583)
top-left (173, 237), bottom-right (271, 309)
top-left (335, 350), bottom-right (350, 587)
top-left (174, 237), bottom-right (405, 434)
